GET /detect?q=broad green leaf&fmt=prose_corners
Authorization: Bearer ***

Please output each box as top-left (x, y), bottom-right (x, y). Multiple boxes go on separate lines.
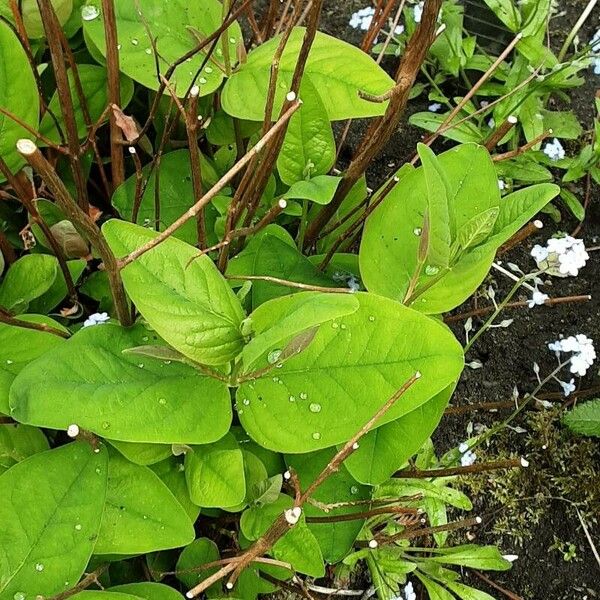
top-left (417, 144), bottom-right (451, 268)
top-left (103, 220), bottom-right (245, 366)
top-left (112, 150), bottom-right (220, 245)
top-left (0, 423), bottom-right (48, 475)
top-left (10, 323), bottom-right (232, 444)
top-left (343, 385), bottom-right (453, 485)
top-left (0, 442), bottom-right (108, 599)
top-left (0, 20), bottom-right (40, 175)
top-left (175, 537), bottom-right (220, 590)
top-left (481, 0), bottom-right (521, 30)
top-left (495, 156), bottom-right (552, 182)
top-left (287, 449), bottom-right (370, 563)
top-left (248, 234), bottom-right (342, 307)
top-left (230, 427), bottom-right (285, 477)
top-left (430, 545), bottom-right (511, 571)
top-left (239, 291), bottom-right (359, 372)
top-left (0, 315), bottom-right (66, 413)
top-left (110, 582), bottom-right (185, 600)
top-left (237, 293), bottom-right (463, 452)
top-left (0, 0), bottom-right (73, 38)
top-left (377, 479), bottom-right (473, 511)
top-left (241, 494), bottom-right (324, 577)
top-left (225, 450), bottom-right (271, 512)
top-left (39, 65), bottom-right (134, 143)
top-left (541, 110), bottom-right (583, 140)
top-left (71, 593), bottom-right (143, 600)
top-left (28, 259), bottom-right (87, 314)
top-left (283, 175), bottom-right (342, 205)
top-left (277, 78), bottom-right (335, 185)
top-left (563, 399), bottom-right (600, 437)
top-left (184, 433), bottom-right (246, 508)
top-left (82, 0), bottom-right (242, 97)
top-left (0, 254), bottom-right (58, 313)
top-left (151, 457), bottom-right (201, 522)
top-left (222, 28), bottom-right (394, 121)
top-left (95, 451), bottom-right (194, 555)
top-left (109, 440), bottom-right (172, 465)
top-left (408, 112), bottom-right (482, 144)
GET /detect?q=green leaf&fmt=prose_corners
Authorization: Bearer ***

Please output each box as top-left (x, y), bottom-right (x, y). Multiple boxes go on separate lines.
top-left (103, 220), bottom-right (245, 366)
top-left (28, 259), bottom-right (86, 314)
top-left (287, 449), bottom-right (370, 563)
top-left (110, 582), bottom-right (184, 600)
top-left (481, 0), bottom-right (521, 30)
top-left (417, 143), bottom-right (451, 268)
top-left (175, 538), bottom-right (220, 590)
top-left (0, 314), bottom-right (66, 413)
top-left (277, 79), bottom-right (336, 185)
top-left (222, 28), bottom-right (394, 121)
top-left (239, 291), bottom-right (359, 372)
top-left (109, 440), bottom-right (172, 465)
top-left (184, 433), bottom-right (246, 508)
top-left (0, 254), bottom-right (58, 313)
top-left (559, 188), bottom-right (585, 221)
top-left (241, 494), bottom-right (324, 577)
top-left (377, 479), bottom-right (473, 510)
top-left (495, 156), bottom-right (552, 182)
top-left (151, 457), bottom-right (200, 522)
top-left (237, 292), bottom-right (463, 452)
top-left (408, 112), bottom-right (482, 144)
top-left (112, 150), bottom-right (220, 245)
top-left (71, 593), bottom-right (143, 600)
top-left (0, 442), bottom-right (108, 599)
top-left (415, 573), bottom-right (455, 600)
top-left (445, 581), bottom-right (497, 600)
top-left (10, 323), bottom-right (232, 444)
top-left (563, 399), bottom-right (600, 437)
top-left (431, 545), bottom-right (511, 570)
top-left (0, 423), bottom-right (49, 475)
top-left (39, 65), bottom-right (134, 144)
top-left (82, 0), bottom-right (242, 97)
top-left (0, 20), bottom-right (40, 175)
top-left (452, 208), bottom-right (499, 258)
top-left (95, 451), bottom-right (194, 555)
top-left (283, 175), bottom-right (342, 206)
top-left (343, 385), bottom-right (454, 485)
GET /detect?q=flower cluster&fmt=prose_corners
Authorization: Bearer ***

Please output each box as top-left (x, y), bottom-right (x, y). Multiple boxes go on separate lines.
top-left (459, 442), bottom-right (476, 467)
top-left (549, 334), bottom-right (596, 377)
top-left (591, 28), bottom-right (600, 75)
top-left (528, 289), bottom-right (549, 308)
top-left (531, 235), bottom-right (589, 277)
top-left (83, 312), bottom-right (110, 327)
top-left (403, 582), bottom-right (416, 600)
top-left (542, 137), bottom-right (565, 161)
top-left (349, 6), bottom-right (375, 30)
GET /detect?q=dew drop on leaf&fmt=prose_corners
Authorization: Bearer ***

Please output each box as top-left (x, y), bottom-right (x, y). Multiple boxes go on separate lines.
top-left (158, 398), bottom-right (167, 406)
top-left (267, 349), bottom-right (282, 364)
top-left (425, 265), bottom-right (440, 276)
top-left (299, 392), bottom-right (307, 400)
top-left (14, 592), bottom-right (26, 600)
top-left (81, 5), bottom-right (100, 20)
top-left (199, 77), bottom-right (207, 84)
top-left (242, 398), bottom-right (250, 406)
top-left (309, 403), bottom-right (321, 413)
top-left (131, 38), bottom-right (139, 46)
top-left (413, 227), bottom-right (422, 236)
top-left (350, 486), bottom-right (359, 495)
top-left (312, 432), bottom-right (321, 440)
top-left (101, 421), bottom-right (110, 430)
top-left (35, 563), bottom-right (44, 572)
top-left (289, 395), bottom-right (296, 402)
top-left (74, 523), bottom-right (82, 531)
top-left (368, 315), bottom-right (375, 322)
top-left (331, 322), bottom-right (339, 329)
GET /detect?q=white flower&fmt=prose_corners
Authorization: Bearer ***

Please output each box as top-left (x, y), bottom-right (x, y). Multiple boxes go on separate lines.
top-left (558, 378), bottom-right (576, 396)
top-left (413, 2), bottom-right (424, 23)
top-left (461, 450), bottom-right (477, 467)
top-left (488, 117), bottom-right (495, 129)
top-left (403, 582), bottom-right (416, 600)
top-left (428, 102), bottom-right (442, 112)
top-left (349, 6), bottom-right (375, 30)
top-left (528, 290), bottom-right (549, 308)
top-left (591, 29), bottom-right (600, 75)
top-left (394, 24), bottom-right (405, 35)
top-left (459, 442), bottom-right (469, 453)
top-left (548, 334), bottom-right (596, 377)
top-left (83, 312), bottom-right (110, 327)
top-left (531, 235), bottom-right (589, 277)
top-left (498, 179), bottom-right (506, 191)
top-left (543, 138), bottom-right (565, 161)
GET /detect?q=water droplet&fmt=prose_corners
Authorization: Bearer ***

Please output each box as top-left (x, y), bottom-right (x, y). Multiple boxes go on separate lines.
top-left (340, 324), bottom-right (347, 330)
top-left (163, 360), bottom-right (172, 365)
top-left (95, 467), bottom-right (101, 475)
top-left (131, 38), bottom-right (139, 46)
top-left (6, 359), bottom-right (13, 365)
top-left (350, 486), bottom-right (359, 495)
top-left (199, 77), bottom-right (207, 84)
top-left (142, 336), bottom-right (148, 342)
top-left (35, 563), bottom-right (44, 572)
top-left (368, 315), bottom-right (375, 322)
top-left (145, 48), bottom-right (152, 54)
top-left (425, 265), bottom-right (440, 275)
top-left (312, 432), bottom-right (321, 440)
top-left (138, 363), bottom-right (144, 368)
top-left (272, 376), bottom-right (279, 383)
top-left (299, 392), bottom-right (308, 400)
top-left (229, 37), bottom-right (236, 44)
top-left (101, 421), bottom-right (110, 430)
top-left (81, 5), bottom-right (100, 21)
top-left (309, 403), bottom-right (321, 413)
top-left (413, 227), bottom-right (422, 236)
top-left (158, 398), bottom-right (167, 406)
top-left (143, 515), bottom-right (148, 519)
top-left (204, 66), bottom-right (213, 73)
top-left (74, 523), bottom-right (82, 531)
top-left (331, 322), bottom-right (339, 329)
top-left (14, 592), bottom-right (26, 600)
top-left (289, 395), bottom-right (296, 402)
top-left (117, 44), bottom-right (122, 50)
top-left (268, 349), bottom-right (282, 364)
top-left (242, 398), bottom-right (250, 406)
top-left (216, 48), bottom-right (223, 56)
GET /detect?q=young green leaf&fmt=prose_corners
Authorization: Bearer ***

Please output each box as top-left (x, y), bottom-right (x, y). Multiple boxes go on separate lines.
top-left (0, 423), bottom-right (49, 475)
top-left (563, 399), bottom-right (600, 437)
top-left (95, 451), bottom-right (194, 555)
top-left (283, 175), bottom-right (342, 205)
top-left (110, 582), bottom-right (184, 600)
top-left (0, 442), bottom-right (108, 599)
top-left (451, 207), bottom-right (499, 259)
top-left (430, 545), bottom-right (512, 570)
top-left (108, 440), bottom-right (172, 466)
top-left (103, 220), bottom-right (245, 366)
top-left (175, 538), bottom-right (220, 590)
top-left (237, 293), bottom-right (463, 452)
top-left (10, 324), bottom-right (232, 444)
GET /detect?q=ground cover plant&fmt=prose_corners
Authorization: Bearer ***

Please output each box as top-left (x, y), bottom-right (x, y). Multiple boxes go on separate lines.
top-left (0, 0), bottom-right (598, 599)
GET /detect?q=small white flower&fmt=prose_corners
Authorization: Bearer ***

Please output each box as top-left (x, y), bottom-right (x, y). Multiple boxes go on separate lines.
top-left (394, 24), bottom-right (405, 35)
top-left (428, 102), bottom-right (442, 112)
top-left (403, 582), bottom-right (416, 600)
top-left (503, 554), bottom-right (519, 562)
top-left (498, 179), bottom-right (506, 191)
top-left (558, 378), bottom-right (576, 396)
top-left (590, 29), bottom-right (600, 74)
top-left (543, 138), bottom-right (565, 161)
top-left (83, 312), bottom-right (110, 327)
top-left (461, 450), bottom-right (477, 467)
top-left (531, 235), bottom-right (589, 277)
top-left (488, 117), bottom-right (495, 129)
top-left (413, 2), bottom-right (424, 23)
top-left (528, 290), bottom-right (549, 308)
top-left (459, 442), bottom-right (469, 453)
top-left (548, 334), bottom-right (596, 377)
top-left (284, 506), bottom-right (302, 525)
top-left (349, 6), bottom-right (375, 30)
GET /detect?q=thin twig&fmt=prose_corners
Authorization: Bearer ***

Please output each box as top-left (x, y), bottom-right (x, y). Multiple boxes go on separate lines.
top-left (225, 274), bottom-right (354, 294)
top-left (0, 306), bottom-right (70, 338)
top-left (393, 459), bottom-right (525, 479)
